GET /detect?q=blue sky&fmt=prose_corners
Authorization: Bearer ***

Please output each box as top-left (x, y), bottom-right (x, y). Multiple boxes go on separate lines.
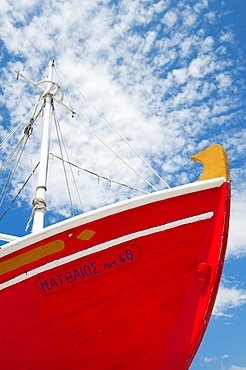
top-left (0, 0), bottom-right (246, 369)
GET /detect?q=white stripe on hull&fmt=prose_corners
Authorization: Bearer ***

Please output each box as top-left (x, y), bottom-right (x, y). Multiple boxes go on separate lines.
top-left (0, 211), bottom-right (213, 290)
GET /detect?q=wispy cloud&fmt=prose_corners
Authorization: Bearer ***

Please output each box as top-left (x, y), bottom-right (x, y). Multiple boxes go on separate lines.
top-left (199, 354), bottom-right (230, 368)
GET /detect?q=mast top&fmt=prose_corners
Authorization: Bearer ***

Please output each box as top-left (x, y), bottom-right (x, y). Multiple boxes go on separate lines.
top-left (15, 62), bottom-right (76, 116)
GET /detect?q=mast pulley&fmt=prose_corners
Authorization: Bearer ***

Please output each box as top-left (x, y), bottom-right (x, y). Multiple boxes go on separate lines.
top-left (24, 123), bottom-right (33, 137)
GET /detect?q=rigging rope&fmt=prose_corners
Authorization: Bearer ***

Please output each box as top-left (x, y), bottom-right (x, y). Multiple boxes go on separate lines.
top-left (0, 64), bottom-right (171, 229)
top-left (0, 113), bottom-right (37, 206)
top-left (0, 101), bottom-right (41, 149)
top-left (73, 114), bottom-right (158, 191)
top-left (28, 125), bottom-right (35, 200)
top-left (53, 107), bottom-right (74, 216)
top-left (0, 135), bottom-right (28, 206)
top-left (0, 162), bottom-right (40, 221)
top-left (54, 68), bottom-right (74, 115)
top-left (0, 136), bottom-right (25, 175)
top-left (56, 66), bottom-right (170, 189)
top-left (0, 95), bottom-right (47, 217)
top-left (52, 107), bottom-right (84, 214)
top-left (50, 153), bottom-right (150, 194)
top-left (25, 197), bottom-right (46, 231)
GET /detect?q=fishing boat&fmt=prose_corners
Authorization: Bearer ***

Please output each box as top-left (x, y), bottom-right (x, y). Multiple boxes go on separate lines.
top-left (0, 61), bottom-right (230, 369)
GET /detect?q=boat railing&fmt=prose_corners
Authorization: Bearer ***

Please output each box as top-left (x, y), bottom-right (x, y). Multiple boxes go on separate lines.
top-left (0, 233), bottom-right (20, 242)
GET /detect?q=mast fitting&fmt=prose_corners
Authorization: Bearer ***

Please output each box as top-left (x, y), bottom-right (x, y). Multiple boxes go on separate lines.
top-left (24, 123), bottom-right (33, 137)
top-left (36, 185), bottom-right (47, 191)
top-left (26, 197), bottom-right (47, 231)
top-left (32, 197), bottom-right (47, 212)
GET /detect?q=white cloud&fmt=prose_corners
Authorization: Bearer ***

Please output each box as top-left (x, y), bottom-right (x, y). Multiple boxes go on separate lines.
top-left (152, 0), bottom-right (170, 14)
top-left (202, 36), bottom-right (215, 51)
top-left (181, 7), bottom-right (197, 26)
top-left (213, 286), bottom-right (246, 317)
top-left (216, 73), bottom-right (232, 89)
top-left (0, 0), bottom-right (11, 13)
top-left (220, 29), bottom-right (234, 43)
top-left (188, 56), bottom-right (213, 78)
top-left (205, 10), bottom-right (218, 24)
top-left (230, 367), bottom-right (246, 370)
top-left (162, 9), bottom-right (178, 28)
top-left (227, 190), bottom-right (246, 258)
top-left (202, 356), bottom-right (217, 363)
top-left (194, 0), bottom-right (209, 13)
top-left (199, 354), bottom-right (230, 367)
top-left (179, 34), bottom-right (199, 57)
top-left (172, 68), bottom-right (188, 84)
top-left (142, 31), bottom-right (157, 54)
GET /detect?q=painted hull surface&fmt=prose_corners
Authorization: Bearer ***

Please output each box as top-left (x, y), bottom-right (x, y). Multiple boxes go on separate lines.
top-left (0, 178), bottom-right (230, 370)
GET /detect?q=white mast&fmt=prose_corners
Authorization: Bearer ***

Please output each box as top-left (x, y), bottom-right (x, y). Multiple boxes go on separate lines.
top-left (31, 60), bottom-right (54, 233)
top-left (15, 61), bottom-right (76, 233)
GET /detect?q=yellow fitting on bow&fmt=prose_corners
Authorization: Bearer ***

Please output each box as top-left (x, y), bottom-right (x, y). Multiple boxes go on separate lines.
top-left (190, 144), bottom-right (230, 181)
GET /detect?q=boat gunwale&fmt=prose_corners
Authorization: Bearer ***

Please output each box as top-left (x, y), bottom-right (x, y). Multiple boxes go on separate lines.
top-left (0, 177), bottom-right (226, 259)
top-left (0, 211), bottom-right (214, 290)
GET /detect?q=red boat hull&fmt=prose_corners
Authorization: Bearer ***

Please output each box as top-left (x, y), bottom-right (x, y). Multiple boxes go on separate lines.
top-left (0, 178), bottom-right (230, 369)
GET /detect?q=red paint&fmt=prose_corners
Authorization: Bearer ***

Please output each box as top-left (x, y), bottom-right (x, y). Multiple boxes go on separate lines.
top-left (0, 182), bottom-right (230, 369)
top-left (197, 263), bottom-right (212, 291)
